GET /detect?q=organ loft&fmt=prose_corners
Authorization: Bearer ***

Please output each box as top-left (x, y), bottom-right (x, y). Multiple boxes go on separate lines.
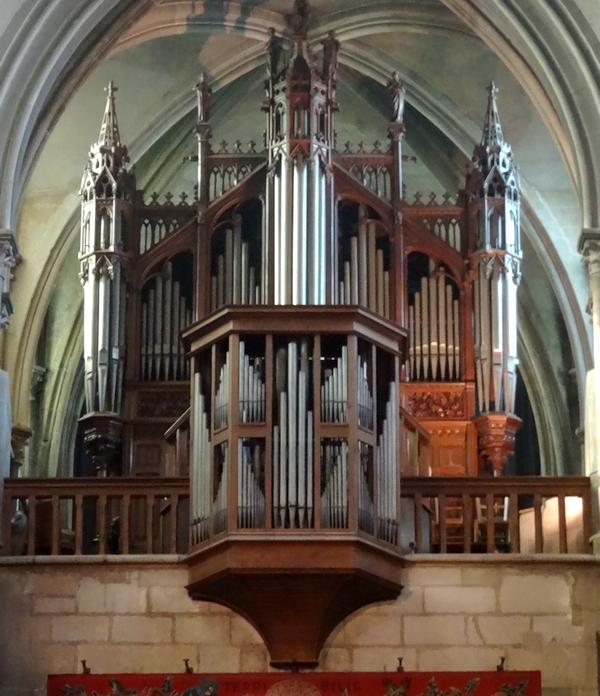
top-left (78, 0), bottom-right (522, 669)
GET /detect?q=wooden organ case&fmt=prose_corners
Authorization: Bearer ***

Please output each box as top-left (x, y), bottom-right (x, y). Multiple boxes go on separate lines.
top-left (78, 0), bottom-right (522, 669)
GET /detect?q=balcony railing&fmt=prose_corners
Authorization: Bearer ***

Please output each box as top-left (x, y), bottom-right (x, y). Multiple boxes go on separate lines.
top-left (1, 475), bottom-right (592, 557)
top-left (1, 478), bottom-right (189, 556)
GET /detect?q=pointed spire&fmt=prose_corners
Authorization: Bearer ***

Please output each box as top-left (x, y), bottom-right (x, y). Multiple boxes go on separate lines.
top-left (82, 82), bottom-right (131, 190)
top-left (98, 81), bottom-right (122, 149)
top-left (481, 82), bottom-right (503, 148)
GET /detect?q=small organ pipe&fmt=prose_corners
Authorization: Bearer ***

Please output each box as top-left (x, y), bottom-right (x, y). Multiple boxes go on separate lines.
top-left (376, 250), bottom-right (385, 316)
top-left (367, 221), bottom-right (377, 311)
top-left (376, 384), bottom-right (398, 545)
top-left (383, 272), bottom-right (390, 319)
top-left (408, 264), bottom-right (461, 381)
top-left (358, 210), bottom-right (368, 306)
top-left (438, 274), bottom-right (446, 380)
top-left (350, 237), bottom-right (359, 304)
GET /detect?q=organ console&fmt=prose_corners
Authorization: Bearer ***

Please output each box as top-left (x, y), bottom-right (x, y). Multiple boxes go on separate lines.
top-left (78, 0), bottom-right (522, 667)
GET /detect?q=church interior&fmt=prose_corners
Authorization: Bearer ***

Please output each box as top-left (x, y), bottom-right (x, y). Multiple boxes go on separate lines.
top-left (2, 0), bottom-right (600, 694)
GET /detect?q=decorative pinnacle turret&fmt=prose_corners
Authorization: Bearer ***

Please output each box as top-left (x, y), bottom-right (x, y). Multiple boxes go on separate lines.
top-left (81, 82), bottom-right (131, 194)
top-left (98, 81), bottom-right (122, 150)
top-left (481, 81), bottom-right (504, 148)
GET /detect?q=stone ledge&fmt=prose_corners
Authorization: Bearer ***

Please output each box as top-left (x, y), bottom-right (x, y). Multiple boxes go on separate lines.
top-left (0, 554), bottom-right (187, 566)
top-left (1, 552), bottom-right (598, 568)
top-left (403, 553), bottom-right (599, 565)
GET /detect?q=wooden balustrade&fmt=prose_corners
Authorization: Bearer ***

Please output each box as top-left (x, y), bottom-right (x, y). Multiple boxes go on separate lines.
top-left (400, 476), bottom-right (592, 554)
top-left (1, 475), bottom-right (592, 556)
top-left (1, 478), bottom-right (189, 556)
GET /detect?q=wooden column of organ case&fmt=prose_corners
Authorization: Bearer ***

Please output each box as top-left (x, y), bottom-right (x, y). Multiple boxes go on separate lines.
top-left (79, 0), bottom-right (522, 667)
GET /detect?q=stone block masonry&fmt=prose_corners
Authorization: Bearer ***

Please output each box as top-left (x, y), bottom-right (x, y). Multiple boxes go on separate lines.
top-left (0, 557), bottom-right (598, 696)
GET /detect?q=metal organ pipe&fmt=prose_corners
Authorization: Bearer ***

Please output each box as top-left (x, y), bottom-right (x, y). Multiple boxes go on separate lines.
top-left (211, 217), bottom-right (262, 311)
top-left (237, 439), bottom-right (266, 528)
top-left (408, 260), bottom-right (461, 381)
top-left (473, 253), bottom-right (518, 413)
top-left (140, 261), bottom-right (191, 381)
top-left (321, 346), bottom-right (348, 423)
top-left (376, 383), bottom-right (398, 544)
top-left (191, 372), bottom-right (211, 544)
top-left (320, 440), bottom-right (348, 529)
top-left (215, 350), bottom-right (230, 430)
top-left (337, 218), bottom-right (390, 319)
top-left (272, 340), bottom-right (314, 528)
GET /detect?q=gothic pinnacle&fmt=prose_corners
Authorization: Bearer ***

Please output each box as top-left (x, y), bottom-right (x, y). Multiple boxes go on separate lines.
top-left (481, 81), bottom-right (504, 148)
top-left (97, 81), bottom-right (122, 149)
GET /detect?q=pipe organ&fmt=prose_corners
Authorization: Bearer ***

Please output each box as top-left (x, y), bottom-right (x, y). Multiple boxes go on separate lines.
top-left (79, 0), bottom-right (522, 667)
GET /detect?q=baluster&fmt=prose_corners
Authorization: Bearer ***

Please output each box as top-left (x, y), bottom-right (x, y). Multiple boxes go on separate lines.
top-left (438, 493), bottom-right (447, 553)
top-left (146, 495), bottom-right (154, 554)
top-left (582, 490), bottom-right (593, 552)
top-left (557, 494), bottom-right (567, 554)
top-left (98, 494), bottom-right (107, 555)
top-left (462, 493), bottom-right (472, 553)
top-left (52, 495), bottom-right (60, 555)
top-left (75, 494), bottom-right (83, 555)
top-left (533, 493), bottom-right (543, 553)
top-left (486, 492), bottom-right (495, 554)
top-left (170, 494), bottom-right (179, 554)
top-left (27, 495), bottom-right (36, 555)
top-left (121, 494), bottom-right (131, 554)
top-left (414, 492), bottom-right (423, 552)
top-left (508, 492), bottom-right (519, 553)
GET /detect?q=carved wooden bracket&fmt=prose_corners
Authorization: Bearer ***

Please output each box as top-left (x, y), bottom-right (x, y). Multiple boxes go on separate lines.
top-left (473, 412), bottom-right (521, 475)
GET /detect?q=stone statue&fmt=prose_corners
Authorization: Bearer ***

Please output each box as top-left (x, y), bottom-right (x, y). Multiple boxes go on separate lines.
top-left (387, 71), bottom-right (406, 124)
top-left (266, 28), bottom-right (284, 77)
top-left (195, 73), bottom-right (212, 122)
top-left (322, 30), bottom-right (340, 79)
top-left (291, 0), bottom-right (310, 36)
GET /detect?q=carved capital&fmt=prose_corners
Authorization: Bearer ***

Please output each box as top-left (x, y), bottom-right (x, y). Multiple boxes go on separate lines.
top-left (0, 231), bottom-right (19, 328)
top-left (10, 426), bottom-right (31, 477)
top-left (579, 229), bottom-right (600, 276)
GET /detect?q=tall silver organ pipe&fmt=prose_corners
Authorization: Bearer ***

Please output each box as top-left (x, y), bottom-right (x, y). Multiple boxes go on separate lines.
top-left (80, 82), bottom-right (131, 416)
top-left (214, 350), bottom-right (230, 430)
top-left (211, 215), bottom-right (262, 311)
top-left (337, 215), bottom-right (390, 319)
top-left (357, 354), bottom-right (374, 430)
top-left (472, 254), bottom-right (519, 413)
top-left (140, 261), bottom-right (191, 381)
top-left (269, 156), bottom-right (331, 305)
top-left (237, 439), bottom-right (266, 528)
top-left (320, 439), bottom-right (348, 529)
top-left (272, 339), bottom-right (314, 528)
top-left (321, 346), bottom-right (348, 423)
top-left (358, 443), bottom-right (374, 534)
top-left (191, 372), bottom-right (211, 544)
top-left (376, 384), bottom-right (398, 544)
top-left (214, 441), bottom-right (229, 534)
top-left (408, 259), bottom-right (460, 381)
top-left (239, 341), bottom-right (265, 422)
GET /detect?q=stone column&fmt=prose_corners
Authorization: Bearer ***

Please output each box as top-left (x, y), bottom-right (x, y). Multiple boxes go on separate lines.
top-left (579, 230), bottom-right (600, 552)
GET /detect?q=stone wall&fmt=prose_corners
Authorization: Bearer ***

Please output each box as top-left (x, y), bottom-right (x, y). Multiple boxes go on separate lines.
top-left (0, 557), bottom-right (598, 696)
